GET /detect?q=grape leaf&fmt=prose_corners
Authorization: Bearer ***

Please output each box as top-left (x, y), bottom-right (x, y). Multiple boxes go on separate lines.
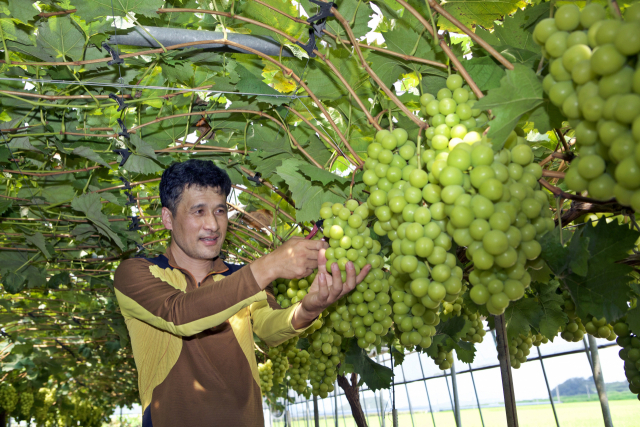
top-left (25, 232), bottom-right (52, 260)
top-left (6, 1), bottom-right (39, 25)
top-left (438, 0), bottom-right (527, 31)
top-left (276, 158), bottom-right (346, 222)
top-left (539, 227), bottom-right (590, 277)
top-left (72, 0), bottom-right (166, 21)
top-left (464, 56), bottom-right (505, 91)
top-left (0, 199), bottom-right (12, 215)
top-left (505, 296), bottom-right (538, 340)
top-left (558, 220), bottom-right (639, 322)
top-left (627, 306), bottom-right (640, 336)
top-left (474, 64), bottom-right (546, 150)
top-left (48, 272), bottom-right (71, 290)
top-left (123, 154), bottom-right (163, 174)
top-left (71, 193), bottom-right (125, 250)
top-left (130, 134), bottom-right (158, 160)
top-left (535, 281), bottom-right (568, 341)
top-left (1, 271), bottom-right (26, 294)
top-left (36, 16), bottom-right (85, 62)
top-left (72, 146), bottom-right (111, 168)
top-left (453, 340), bottom-right (476, 363)
top-left (344, 339), bottom-right (394, 391)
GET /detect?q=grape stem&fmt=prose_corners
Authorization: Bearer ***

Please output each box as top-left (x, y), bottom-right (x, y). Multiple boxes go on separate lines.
top-left (609, 0), bottom-right (623, 19)
top-left (425, 0), bottom-right (514, 70)
top-left (554, 128), bottom-right (572, 154)
top-left (539, 178), bottom-right (616, 205)
top-left (395, 0), bottom-right (484, 99)
top-left (326, 3), bottom-right (427, 129)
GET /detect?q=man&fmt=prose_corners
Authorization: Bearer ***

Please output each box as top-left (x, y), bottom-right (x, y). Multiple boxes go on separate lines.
top-left (114, 160), bottom-right (371, 427)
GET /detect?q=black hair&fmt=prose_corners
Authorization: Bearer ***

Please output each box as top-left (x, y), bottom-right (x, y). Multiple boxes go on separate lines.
top-left (160, 159), bottom-right (232, 214)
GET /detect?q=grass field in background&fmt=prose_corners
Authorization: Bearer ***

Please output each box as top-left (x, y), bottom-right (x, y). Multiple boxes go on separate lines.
top-left (282, 400), bottom-right (640, 427)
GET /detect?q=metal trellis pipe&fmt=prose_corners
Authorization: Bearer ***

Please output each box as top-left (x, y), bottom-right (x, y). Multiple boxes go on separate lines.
top-left (417, 354), bottom-right (437, 427)
top-left (536, 346), bottom-right (559, 427)
top-left (450, 362), bottom-right (461, 427)
top-left (468, 363), bottom-right (485, 427)
top-left (400, 363), bottom-right (416, 427)
top-left (587, 335), bottom-right (613, 427)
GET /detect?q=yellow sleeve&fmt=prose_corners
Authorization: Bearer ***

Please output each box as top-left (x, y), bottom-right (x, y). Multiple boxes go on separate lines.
top-left (250, 298), bottom-right (314, 347)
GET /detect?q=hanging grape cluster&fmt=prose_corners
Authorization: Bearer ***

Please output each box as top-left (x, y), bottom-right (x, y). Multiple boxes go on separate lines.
top-left (459, 306), bottom-right (487, 344)
top-left (585, 316), bottom-right (618, 341)
top-left (0, 383), bottom-right (18, 414)
top-left (614, 320), bottom-right (640, 400)
top-left (420, 75), bottom-right (553, 316)
top-left (508, 331), bottom-right (546, 369)
top-left (534, 3), bottom-right (640, 207)
top-left (258, 360), bottom-right (274, 394)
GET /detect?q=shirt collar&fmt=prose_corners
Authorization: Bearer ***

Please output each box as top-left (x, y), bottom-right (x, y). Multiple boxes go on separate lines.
top-left (165, 245), bottom-right (229, 275)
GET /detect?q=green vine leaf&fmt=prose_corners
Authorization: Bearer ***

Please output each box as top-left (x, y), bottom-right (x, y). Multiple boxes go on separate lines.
top-left (473, 64), bottom-right (547, 150)
top-left (72, 146), bottom-right (111, 168)
top-left (71, 192), bottom-right (125, 250)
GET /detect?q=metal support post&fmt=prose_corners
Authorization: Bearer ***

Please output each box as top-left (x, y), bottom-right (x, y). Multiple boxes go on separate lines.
top-left (468, 363), bottom-right (485, 427)
top-left (451, 362), bottom-right (462, 427)
top-left (334, 384), bottom-right (338, 427)
top-left (417, 354), bottom-right (437, 427)
top-left (587, 335), bottom-right (613, 427)
top-left (361, 389), bottom-right (372, 427)
top-left (314, 395), bottom-right (320, 427)
top-left (306, 400), bottom-right (311, 427)
top-left (494, 314), bottom-right (519, 427)
top-left (376, 354), bottom-right (386, 427)
top-left (400, 364), bottom-right (416, 427)
top-left (321, 396), bottom-right (329, 426)
top-left (444, 370), bottom-right (456, 426)
top-left (536, 347), bottom-right (560, 427)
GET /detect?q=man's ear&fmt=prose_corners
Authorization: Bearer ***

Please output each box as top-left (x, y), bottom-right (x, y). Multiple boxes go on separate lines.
top-left (161, 207), bottom-right (174, 231)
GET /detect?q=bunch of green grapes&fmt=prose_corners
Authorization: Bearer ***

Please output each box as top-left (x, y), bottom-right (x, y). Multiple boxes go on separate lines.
top-left (320, 200), bottom-right (393, 348)
top-left (416, 75), bottom-right (554, 315)
top-left (308, 323), bottom-right (345, 398)
top-left (585, 316), bottom-right (618, 341)
top-left (508, 333), bottom-right (533, 369)
top-left (273, 272), bottom-right (316, 309)
top-left (430, 345), bottom-right (454, 370)
top-left (34, 387), bottom-right (56, 424)
top-left (334, 268), bottom-right (393, 349)
top-left (534, 3), bottom-right (640, 208)
top-left (614, 320), bottom-right (640, 399)
top-left (287, 347), bottom-right (311, 396)
top-left (258, 359), bottom-right (274, 394)
top-left (71, 397), bottom-right (103, 427)
top-left (442, 139), bottom-right (553, 314)
top-left (267, 339), bottom-right (296, 386)
top-left (0, 383), bottom-right (18, 413)
top-left (459, 306), bottom-right (486, 344)
top-left (19, 391), bottom-right (34, 417)
top-left (364, 115), bottom-right (472, 348)
top-left (559, 290), bottom-right (586, 342)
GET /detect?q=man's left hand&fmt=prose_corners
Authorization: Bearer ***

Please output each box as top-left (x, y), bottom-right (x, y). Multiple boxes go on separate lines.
top-left (291, 248), bottom-right (371, 330)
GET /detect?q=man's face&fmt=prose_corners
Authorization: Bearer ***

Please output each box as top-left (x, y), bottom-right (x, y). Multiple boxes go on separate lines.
top-left (162, 185), bottom-right (228, 261)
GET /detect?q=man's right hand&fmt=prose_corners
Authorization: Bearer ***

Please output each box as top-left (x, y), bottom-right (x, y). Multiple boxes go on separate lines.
top-left (249, 237), bottom-right (329, 290)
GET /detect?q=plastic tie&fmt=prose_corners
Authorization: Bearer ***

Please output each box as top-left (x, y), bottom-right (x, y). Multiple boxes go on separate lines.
top-left (109, 93), bottom-right (126, 112)
top-left (117, 118), bottom-right (130, 139)
top-left (247, 171), bottom-right (263, 186)
top-left (119, 177), bottom-right (132, 190)
top-left (102, 42), bottom-right (124, 66)
top-left (128, 216), bottom-right (141, 231)
top-left (113, 148), bottom-right (130, 166)
top-left (296, 0), bottom-right (335, 58)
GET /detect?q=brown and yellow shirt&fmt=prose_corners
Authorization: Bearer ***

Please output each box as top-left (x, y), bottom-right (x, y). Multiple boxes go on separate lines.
top-left (114, 247), bottom-right (307, 427)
